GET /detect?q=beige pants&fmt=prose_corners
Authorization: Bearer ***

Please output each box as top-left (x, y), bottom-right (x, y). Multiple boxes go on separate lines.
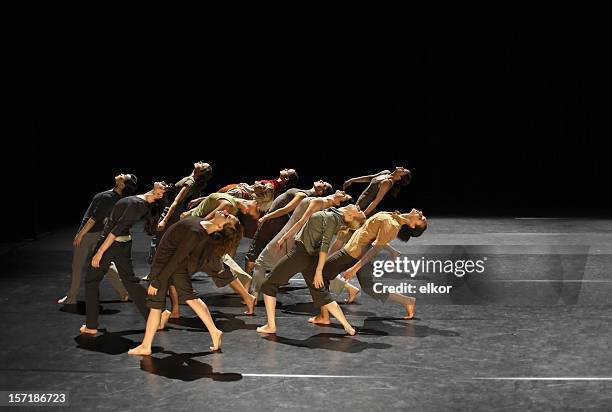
top-left (64, 231), bottom-right (128, 304)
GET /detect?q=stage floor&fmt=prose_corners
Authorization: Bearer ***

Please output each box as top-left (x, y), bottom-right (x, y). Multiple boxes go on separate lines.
top-left (1, 217), bottom-right (611, 411)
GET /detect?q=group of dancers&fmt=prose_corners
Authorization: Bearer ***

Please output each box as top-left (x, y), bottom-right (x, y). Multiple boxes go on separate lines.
top-left (58, 162), bottom-right (427, 354)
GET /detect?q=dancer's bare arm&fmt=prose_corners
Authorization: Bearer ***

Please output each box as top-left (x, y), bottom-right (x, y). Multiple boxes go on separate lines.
top-left (259, 193), bottom-right (306, 224)
top-left (313, 250), bottom-right (328, 288)
top-left (342, 170), bottom-right (390, 190)
top-left (158, 186), bottom-right (190, 230)
top-left (74, 218), bottom-right (96, 246)
top-left (203, 200), bottom-right (234, 221)
top-left (384, 244), bottom-right (401, 257)
top-left (91, 234), bottom-right (117, 268)
top-left (277, 198), bottom-right (327, 247)
top-left (343, 245), bottom-right (385, 280)
top-left (363, 179), bottom-right (393, 216)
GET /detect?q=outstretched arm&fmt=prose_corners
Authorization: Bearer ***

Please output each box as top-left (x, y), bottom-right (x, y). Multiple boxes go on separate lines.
top-left (363, 179), bottom-right (392, 216)
top-left (203, 200), bottom-right (233, 221)
top-left (343, 170), bottom-right (390, 190)
top-left (384, 244), bottom-right (401, 258)
top-left (343, 245), bottom-right (385, 280)
top-left (277, 198), bottom-right (327, 247)
top-left (158, 186), bottom-right (190, 230)
top-left (259, 193), bottom-right (306, 224)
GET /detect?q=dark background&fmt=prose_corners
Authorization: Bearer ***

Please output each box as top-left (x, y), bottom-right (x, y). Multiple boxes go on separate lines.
top-left (7, 4), bottom-right (607, 240)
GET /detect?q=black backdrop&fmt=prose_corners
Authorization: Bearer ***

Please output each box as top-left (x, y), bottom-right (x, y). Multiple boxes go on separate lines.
top-left (7, 4), bottom-right (607, 240)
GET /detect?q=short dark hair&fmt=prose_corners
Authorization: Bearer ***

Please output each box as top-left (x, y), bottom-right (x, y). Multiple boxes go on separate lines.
top-left (286, 170), bottom-right (299, 188)
top-left (397, 221), bottom-right (427, 242)
top-left (320, 184), bottom-right (334, 197)
top-left (338, 196), bottom-right (353, 208)
top-left (390, 170), bottom-right (412, 198)
top-left (123, 174), bottom-right (138, 197)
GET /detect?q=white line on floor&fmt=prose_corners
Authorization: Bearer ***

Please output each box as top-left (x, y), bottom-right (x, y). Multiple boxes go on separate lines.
top-left (489, 280), bottom-right (612, 283)
top-left (514, 218), bottom-right (566, 220)
top-left (473, 377), bottom-right (612, 381)
top-left (242, 373), bottom-right (388, 379)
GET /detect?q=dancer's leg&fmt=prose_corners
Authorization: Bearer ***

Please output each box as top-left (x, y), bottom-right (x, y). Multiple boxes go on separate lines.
top-left (258, 244), bottom-right (309, 333)
top-left (186, 299), bottom-right (223, 351)
top-left (256, 294), bottom-right (277, 334)
top-left (128, 309), bottom-right (161, 356)
top-left (388, 293), bottom-right (416, 319)
top-left (105, 262), bottom-right (129, 301)
top-left (223, 254), bottom-right (252, 288)
top-left (61, 232), bottom-right (97, 304)
top-left (322, 301), bottom-right (356, 335)
top-left (169, 285), bottom-right (180, 318)
top-left (82, 240), bottom-right (116, 333)
top-left (228, 279), bottom-right (256, 315)
top-left (113, 242), bottom-right (149, 319)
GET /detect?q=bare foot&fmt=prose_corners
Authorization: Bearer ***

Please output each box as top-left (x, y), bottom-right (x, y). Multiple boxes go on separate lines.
top-left (79, 325), bottom-right (97, 335)
top-left (128, 344), bottom-right (152, 356)
top-left (344, 325), bottom-right (356, 336)
top-left (57, 296), bottom-right (74, 305)
top-left (345, 285), bottom-right (360, 304)
top-left (121, 294), bottom-right (130, 302)
top-left (308, 315), bottom-right (331, 325)
top-left (158, 310), bottom-right (172, 330)
top-left (256, 324), bottom-right (276, 334)
top-left (403, 301), bottom-right (416, 320)
top-left (243, 294), bottom-right (256, 315)
top-left (210, 330), bottom-right (223, 351)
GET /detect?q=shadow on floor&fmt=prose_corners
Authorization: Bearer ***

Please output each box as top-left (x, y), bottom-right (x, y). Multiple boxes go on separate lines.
top-left (279, 302), bottom-right (377, 318)
top-left (263, 333), bottom-right (392, 353)
top-left (362, 317), bottom-right (460, 338)
top-left (74, 329), bottom-right (162, 355)
top-left (168, 311), bottom-right (258, 333)
top-left (138, 351), bottom-right (242, 382)
top-left (198, 293), bottom-right (246, 308)
top-left (60, 301), bottom-right (120, 316)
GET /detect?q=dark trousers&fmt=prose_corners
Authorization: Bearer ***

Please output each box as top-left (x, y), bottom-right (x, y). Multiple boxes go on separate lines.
top-left (245, 215), bottom-right (289, 262)
top-left (147, 273), bottom-right (199, 310)
top-left (260, 242), bottom-right (333, 308)
top-left (85, 241), bottom-right (149, 329)
top-left (326, 249), bottom-right (388, 302)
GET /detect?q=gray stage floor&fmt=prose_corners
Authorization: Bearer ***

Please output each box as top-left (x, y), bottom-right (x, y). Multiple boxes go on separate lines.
top-left (1, 217), bottom-right (611, 411)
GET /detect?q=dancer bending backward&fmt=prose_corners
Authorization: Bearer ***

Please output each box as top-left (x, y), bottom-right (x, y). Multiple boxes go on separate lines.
top-left (58, 173), bottom-right (138, 305)
top-left (128, 211), bottom-right (243, 355)
top-left (312, 209), bottom-right (427, 325)
top-left (250, 190), bottom-right (353, 301)
top-left (80, 182), bottom-right (169, 335)
top-left (343, 167), bottom-right (412, 218)
top-left (181, 192), bottom-right (258, 314)
top-left (145, 161), bottom-right (212, 317)
top-left (244, 180), bottom-right (334, 274)
top-left (256, 204), bottom-right (365, 335)
top-left (150, 161), bottom-right (213, 261)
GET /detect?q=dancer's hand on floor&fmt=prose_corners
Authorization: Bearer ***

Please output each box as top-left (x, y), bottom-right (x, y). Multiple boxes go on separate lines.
top-left (314, 271), bottom-right (324, 288)
top-left (148, 285), bottom-right (159, 296)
